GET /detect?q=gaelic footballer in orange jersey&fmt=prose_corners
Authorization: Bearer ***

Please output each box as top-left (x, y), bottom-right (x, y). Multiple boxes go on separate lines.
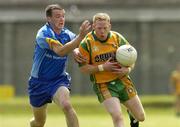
top-left (171, 70), bottom-right (180, 95)
top-left (79, 30), bottom-right (129, 83)
top-left (170, 63), bottom-right (180, 116)
top-left (77, 13), bottom-right (145, 127)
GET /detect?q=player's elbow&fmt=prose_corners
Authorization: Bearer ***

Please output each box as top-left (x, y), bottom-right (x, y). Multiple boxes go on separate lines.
top-left (54, 48), bottom-right (68, 57)
top-left (136, 112), bottom-right (145, 122)
top-left (58, 51), bottom-right (67, 57)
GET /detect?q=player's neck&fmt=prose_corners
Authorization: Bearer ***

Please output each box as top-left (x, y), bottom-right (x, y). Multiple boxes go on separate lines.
top-left (54, 28), bottom-right (61, 35)
top-left (48, 22), bottom-right (62, 35)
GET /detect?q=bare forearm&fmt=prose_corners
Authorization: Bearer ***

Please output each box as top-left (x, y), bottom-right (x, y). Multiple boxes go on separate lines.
top-left (53, 35), bottom-right (83, 56)
top-left (80, 64), bottom-right (100, 74)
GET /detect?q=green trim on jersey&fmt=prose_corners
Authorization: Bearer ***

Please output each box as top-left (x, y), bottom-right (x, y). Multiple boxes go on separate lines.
top-left (119, 34), bottom-right (129, 45)
top-left (86, 40), bottom-right (92, 64)
top-left (80, 41), bottom-right (88, 52)
top-left (86, 39), bottom-right (97, 83)
top-left (112, 31), bottom-right (129, 46)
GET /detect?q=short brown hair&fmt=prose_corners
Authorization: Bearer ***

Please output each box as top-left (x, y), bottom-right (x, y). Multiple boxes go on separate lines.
top-left (45, 4), bottom-right (65, 17)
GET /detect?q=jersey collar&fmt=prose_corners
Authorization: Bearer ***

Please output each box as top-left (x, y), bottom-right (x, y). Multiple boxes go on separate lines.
top-left (92, 30), bottom-right (111, 43)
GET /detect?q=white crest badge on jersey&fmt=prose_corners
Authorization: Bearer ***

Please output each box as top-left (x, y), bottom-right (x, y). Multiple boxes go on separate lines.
top-left (93, 46), bottom-right (99, 52)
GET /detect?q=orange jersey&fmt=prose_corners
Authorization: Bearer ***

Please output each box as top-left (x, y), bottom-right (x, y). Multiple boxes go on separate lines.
top-left (79, 30), bottom-right (129, 83)
top-left (171, 71), bottom-right (180, 95)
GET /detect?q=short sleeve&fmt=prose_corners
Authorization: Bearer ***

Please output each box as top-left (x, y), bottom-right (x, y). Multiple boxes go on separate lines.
top-left (78, 39), bottom-right (90, 66)
top-left (36, 31), bottom-right (50, 49)
top-left (115, 32), bottom-right (129, 46)
top-left (68, 31), bottom-right (76, 40)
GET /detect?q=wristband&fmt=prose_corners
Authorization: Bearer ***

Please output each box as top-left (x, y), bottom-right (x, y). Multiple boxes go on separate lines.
top-left (98, 65), bottom-right (104, 71)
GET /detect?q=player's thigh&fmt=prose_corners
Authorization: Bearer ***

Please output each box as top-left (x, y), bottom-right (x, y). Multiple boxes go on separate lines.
top-left (103, 97), bottom-right (122, 114)
top-left (123, 95), bottom-right (145, 121)
top-left (53, 86), bottom-right (70, 108)
top-left (31, 104), bottom-right (47, 121)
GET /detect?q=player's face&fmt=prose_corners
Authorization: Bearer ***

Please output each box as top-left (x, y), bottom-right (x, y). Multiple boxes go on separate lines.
top-left (47, 9), bottom-right (65, 33)
top-left (93, 20), bottom-right (111, 41)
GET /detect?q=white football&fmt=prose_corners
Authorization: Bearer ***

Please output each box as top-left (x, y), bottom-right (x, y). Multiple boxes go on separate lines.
top-left (116, 45), bottom-right (137, 66)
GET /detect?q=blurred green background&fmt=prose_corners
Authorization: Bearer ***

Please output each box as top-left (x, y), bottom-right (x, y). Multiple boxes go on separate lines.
top-left (0, 95), bottom-right (180, 127)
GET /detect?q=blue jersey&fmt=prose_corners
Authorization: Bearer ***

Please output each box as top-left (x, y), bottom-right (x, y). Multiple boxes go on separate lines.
top-left (28, 23), bottom-right (76, 107)
top-left (30, 23), bottom-right (76, 81)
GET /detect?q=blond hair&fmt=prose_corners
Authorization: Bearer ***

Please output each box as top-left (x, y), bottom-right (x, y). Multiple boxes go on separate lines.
top-left (93, 13), bottom-right (110, 23)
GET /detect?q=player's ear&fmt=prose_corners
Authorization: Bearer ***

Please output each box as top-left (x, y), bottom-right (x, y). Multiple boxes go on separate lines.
top-left (109, 23), bottom-right (111, 30)
top-left (47, 16), bottom-right (51, 22)
top-left (92, 23), bottom-right (95, 30)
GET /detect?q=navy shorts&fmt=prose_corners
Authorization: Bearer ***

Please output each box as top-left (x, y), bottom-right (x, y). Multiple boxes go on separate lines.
top-left (28, 76), bottom-right (71, 107)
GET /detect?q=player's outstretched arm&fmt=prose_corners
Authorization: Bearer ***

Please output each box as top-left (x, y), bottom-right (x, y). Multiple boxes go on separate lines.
top-left (52, 20), bottom-right (91, 56)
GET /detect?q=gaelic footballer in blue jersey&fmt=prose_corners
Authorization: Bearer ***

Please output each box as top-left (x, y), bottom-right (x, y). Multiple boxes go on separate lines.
top-left (28, 4), bottom-right (91, 127)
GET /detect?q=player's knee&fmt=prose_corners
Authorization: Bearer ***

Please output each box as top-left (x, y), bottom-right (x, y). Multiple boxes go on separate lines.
top-left (30, 118), bottom-right (46, 127)
top-left (136, 112), bottom-right (145, 122)
top-left (113, 115), bottom-right (124, 124)
top-left (61, 100), bottom-right (72, 111)
top-left (111, 112), bottom-right (124, 123)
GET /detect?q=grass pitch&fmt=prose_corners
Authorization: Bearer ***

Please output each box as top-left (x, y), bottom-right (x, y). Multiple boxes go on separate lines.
top-left (0, 95), bottom-right (180, 127)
